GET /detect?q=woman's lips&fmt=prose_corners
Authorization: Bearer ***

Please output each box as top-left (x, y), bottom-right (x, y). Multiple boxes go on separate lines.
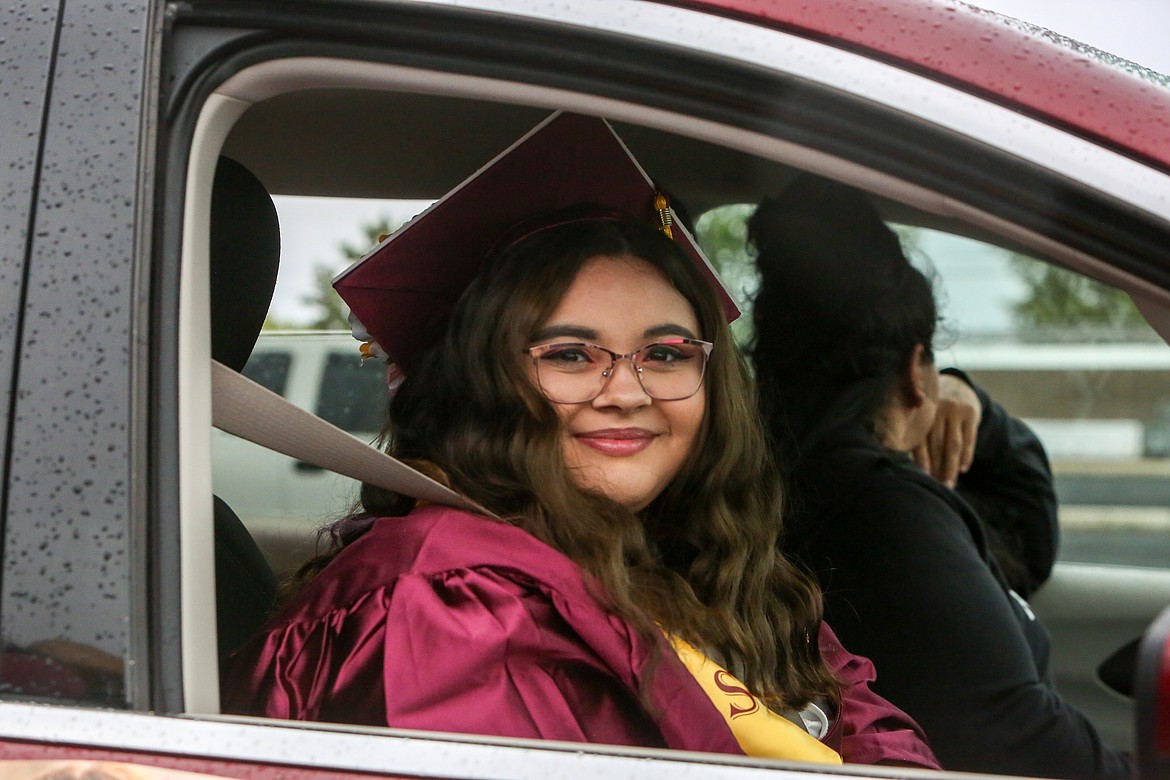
top-left (573, 428), bottom-right (658, 456)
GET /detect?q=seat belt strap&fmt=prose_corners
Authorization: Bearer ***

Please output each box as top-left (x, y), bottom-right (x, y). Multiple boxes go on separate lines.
top-left (210, 360), bottom-right (493, 517)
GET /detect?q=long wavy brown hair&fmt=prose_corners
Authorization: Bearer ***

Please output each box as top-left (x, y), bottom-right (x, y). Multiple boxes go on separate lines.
top-left (301, 210), bottom-right (837, 709)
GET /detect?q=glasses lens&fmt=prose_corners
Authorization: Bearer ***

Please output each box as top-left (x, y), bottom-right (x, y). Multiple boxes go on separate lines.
top-left (635, 341), bottom-right (709, 400)
top-left (532, 343), bottom-right (610, 403)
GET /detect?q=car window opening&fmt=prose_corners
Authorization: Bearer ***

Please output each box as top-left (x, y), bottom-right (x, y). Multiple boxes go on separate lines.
top-left (198, 85), bottom-right (1163, 775)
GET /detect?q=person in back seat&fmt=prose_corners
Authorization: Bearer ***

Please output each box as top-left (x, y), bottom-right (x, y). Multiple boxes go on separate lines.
top-left (748, 173), bottom-right (1129, 779)
top-left (222, 113), bottom-right (938, 768)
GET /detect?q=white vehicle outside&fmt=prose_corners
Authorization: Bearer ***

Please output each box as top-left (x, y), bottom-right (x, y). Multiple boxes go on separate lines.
top-left (212, 331), bottom-right (386, 575)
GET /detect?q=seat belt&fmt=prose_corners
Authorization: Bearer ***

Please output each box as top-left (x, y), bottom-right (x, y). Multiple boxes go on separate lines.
top-left (210, 360), bottom-right (494, 517)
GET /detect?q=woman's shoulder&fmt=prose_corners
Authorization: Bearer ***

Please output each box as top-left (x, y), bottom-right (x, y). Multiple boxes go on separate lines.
top-left (805, 443), bottom-right (943, 504)
top-left (801, 444), bottom-right (971, 542)
top-left (285, 505), bottom-right (588, 618)
top-left (385, 504), bottom-right (578, 577)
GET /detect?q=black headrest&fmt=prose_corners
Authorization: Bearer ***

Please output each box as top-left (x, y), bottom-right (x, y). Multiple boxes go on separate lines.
top-left (210, 156), bottom-right (280, 372)
top-left (214, 495), bottom-right (278, 659)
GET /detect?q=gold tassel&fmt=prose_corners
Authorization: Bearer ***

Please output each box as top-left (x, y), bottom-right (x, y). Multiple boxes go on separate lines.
top-left (653, 192), bottom-right (674, 239)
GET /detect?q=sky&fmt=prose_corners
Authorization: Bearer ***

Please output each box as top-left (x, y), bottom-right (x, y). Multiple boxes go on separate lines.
top-left (972, 0), bottom-right (1170, 74)
top-left (267, 1), bottom-right (1170, 328)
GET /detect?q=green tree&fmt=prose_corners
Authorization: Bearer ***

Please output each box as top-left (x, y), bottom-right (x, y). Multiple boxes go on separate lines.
top-left (695, 204), bottom-right (758, 345)
top-left (302, 216), bottom-right (397, 329)
top-left (1009, 253), bottom-right (1146, 340)
top-left (262, 313), bottom-right (296, 330)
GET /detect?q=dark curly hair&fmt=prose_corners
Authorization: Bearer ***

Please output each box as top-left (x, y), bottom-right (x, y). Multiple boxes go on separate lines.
top-left (749, 175), bottom-right (938, 466)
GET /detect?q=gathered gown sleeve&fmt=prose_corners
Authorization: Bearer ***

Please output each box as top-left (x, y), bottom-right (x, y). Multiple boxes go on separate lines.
top-left (946, 369), bottom-right (1059, 596)
top-left (381, 566), bottom-right (669, 743)
top-left (225, 565), bottom-right (665, 746)
top-left (817, 623), bottom-right (941, 769)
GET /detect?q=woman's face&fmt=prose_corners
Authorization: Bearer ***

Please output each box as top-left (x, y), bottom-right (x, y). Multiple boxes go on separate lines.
top-left (529, 255), bottom-right (707, 511)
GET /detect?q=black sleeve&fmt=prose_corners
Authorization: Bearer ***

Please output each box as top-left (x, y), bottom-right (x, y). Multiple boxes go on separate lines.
top-left (945, 367), bottom-right (1060, 596)
top-left (815, 473), bottom-right (1130, 780)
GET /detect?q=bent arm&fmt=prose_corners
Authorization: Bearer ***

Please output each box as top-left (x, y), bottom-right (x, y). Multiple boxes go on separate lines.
top-left (948, 368), bottom-right (1060, 594)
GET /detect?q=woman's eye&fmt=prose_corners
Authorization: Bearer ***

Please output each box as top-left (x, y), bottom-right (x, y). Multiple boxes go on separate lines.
top-left (541, 345), bottom-right (594, 363)
top-left (643, 344), bottom-right (689, 363)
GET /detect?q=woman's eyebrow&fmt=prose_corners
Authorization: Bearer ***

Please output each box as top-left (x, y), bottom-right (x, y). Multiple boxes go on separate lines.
top-left (532, 323), bottom-right (700, 342)
top-left (645, 324), bottom-right (699, 340)
top-left (532, 324), bottom-right (599, 342)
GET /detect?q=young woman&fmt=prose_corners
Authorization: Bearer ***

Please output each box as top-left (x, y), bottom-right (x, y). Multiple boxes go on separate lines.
top-left (749, 173), bottom-right (1129, 779)
top-left (222, 114), bottom-right (938, 768)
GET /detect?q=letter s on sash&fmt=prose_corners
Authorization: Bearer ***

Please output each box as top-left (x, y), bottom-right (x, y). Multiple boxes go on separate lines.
top-left (713, 669), bottom-right (759, 719)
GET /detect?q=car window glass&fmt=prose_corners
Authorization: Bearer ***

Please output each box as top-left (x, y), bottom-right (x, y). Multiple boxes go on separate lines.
top-left (316, 351), bottom-right (387, 434)
top-left (694, 203), bottom-right (759, 346)
top-left (920, 228), bottom-right (1170, 571)
top-left (211, 195), bottom-right (429, 581)
top-left (241, 351), bottom-right (291, 396)
top-left (696, 206), bottom-right (1170, 571)
top-left (191, 76), bottom-right (1168, 768)
top-left (266, 195), bottom-right (431, 331)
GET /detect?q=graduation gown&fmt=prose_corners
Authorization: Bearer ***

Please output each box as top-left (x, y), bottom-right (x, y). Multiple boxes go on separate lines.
top-left (222, 505), bottom-right (937, 768)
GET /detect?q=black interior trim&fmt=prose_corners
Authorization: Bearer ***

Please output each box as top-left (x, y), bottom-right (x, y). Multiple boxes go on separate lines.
top-left (177, 0), bottom-right (1170, 287)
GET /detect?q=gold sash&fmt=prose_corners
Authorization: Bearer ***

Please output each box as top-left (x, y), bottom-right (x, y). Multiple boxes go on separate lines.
top-left (667, 635), bottom-right (842, 764)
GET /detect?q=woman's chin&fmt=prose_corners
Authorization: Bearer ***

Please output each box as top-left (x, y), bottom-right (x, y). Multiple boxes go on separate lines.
top-left (568, 465), bottom-right (660, 513)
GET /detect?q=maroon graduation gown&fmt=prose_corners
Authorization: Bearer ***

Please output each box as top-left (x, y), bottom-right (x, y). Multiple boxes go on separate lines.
top-left (222, 505), bottom-right (938, 768)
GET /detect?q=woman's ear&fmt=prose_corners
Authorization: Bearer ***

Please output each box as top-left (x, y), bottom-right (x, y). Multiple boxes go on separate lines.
top-left (904, 344), bottom-right (932, 409)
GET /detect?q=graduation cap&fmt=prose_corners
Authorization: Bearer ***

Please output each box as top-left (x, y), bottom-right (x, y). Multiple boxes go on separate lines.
top-left (333, 111), bottom-right (740, 371)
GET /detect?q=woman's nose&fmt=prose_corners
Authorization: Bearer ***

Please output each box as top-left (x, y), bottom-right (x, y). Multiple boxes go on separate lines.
top-left (592, 358), bottom-right (652, 410)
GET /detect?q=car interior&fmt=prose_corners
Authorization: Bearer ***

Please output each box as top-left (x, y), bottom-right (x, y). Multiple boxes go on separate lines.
top-left (183, 51), bottom-right (1170, 757)
top-left (206, 156), bottom-right (282, 664)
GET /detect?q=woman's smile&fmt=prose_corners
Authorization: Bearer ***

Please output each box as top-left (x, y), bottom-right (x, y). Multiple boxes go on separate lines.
top-left (573, 427), bottom-right (659, 456)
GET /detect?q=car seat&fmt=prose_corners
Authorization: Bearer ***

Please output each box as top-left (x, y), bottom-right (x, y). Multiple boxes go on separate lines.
top-left (208, 156), bottom-right (282, 662)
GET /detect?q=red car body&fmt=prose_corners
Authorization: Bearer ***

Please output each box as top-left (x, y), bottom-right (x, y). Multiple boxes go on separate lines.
top-left (676, 0), bottom-right (1170, 168)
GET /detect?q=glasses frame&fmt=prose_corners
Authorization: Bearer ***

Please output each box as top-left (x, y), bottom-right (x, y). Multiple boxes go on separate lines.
top-left (526, 338), bottom-right (715, 404)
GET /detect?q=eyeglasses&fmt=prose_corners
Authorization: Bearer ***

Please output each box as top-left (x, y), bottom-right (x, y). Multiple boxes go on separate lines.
top-left (526, 338), bottom-right (714, 404)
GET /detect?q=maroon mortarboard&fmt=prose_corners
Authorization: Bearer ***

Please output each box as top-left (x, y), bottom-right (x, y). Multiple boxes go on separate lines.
top-left (332, 111), bottom-right (740, 371)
